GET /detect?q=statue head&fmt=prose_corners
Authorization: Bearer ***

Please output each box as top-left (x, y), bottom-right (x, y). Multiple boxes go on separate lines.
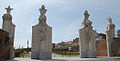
top-left (39, 5), bottom-right (47, 16)
top-left (107, 17), bottom-right (112, 24)
top-left (84, 10), bottom-right (90, 20)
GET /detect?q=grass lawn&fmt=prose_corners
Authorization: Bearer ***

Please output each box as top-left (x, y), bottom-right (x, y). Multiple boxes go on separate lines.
top-left (53, 51), bottom-right (79, 55)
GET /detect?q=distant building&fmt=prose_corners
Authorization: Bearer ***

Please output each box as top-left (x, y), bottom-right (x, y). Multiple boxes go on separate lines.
top-left (52, 43), bottom-right (55, 48)
top-left (0, 29), bottom-right (10, 60)
top-left (72, 38), bottom-right (79, 46)
top-left (96, 33), bottom-right (106, 46)
top-left (54, 38), bottom-right (79, 48)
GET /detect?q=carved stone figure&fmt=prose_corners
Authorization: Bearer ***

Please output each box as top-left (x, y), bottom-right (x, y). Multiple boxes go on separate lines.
top-left (79, 10), bottom-right (96, 58)
top-left (31, 5), bottom-right (52, 60)
top-left (2, 6), bottom-right (15, 60)
top-left (106, 17), bottom-right (115, 57)
top-left (5, 6), bottom-right (13, 14)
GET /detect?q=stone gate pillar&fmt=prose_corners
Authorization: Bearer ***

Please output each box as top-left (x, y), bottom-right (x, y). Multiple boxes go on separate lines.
top-left (79, 10), bottom-right (96, 58)
top-left (31, 5), bottom-right (52, 60)
top-left (2, 6), bottom-right (16, 60)
top-left (106, 17), bottom-right (115, 57)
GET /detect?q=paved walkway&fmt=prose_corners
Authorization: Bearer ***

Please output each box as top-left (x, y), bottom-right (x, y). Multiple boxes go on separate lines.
top-left (6, 57), bottom-right (120, 61)
top-left (6, 53), bottom-right (120, 61)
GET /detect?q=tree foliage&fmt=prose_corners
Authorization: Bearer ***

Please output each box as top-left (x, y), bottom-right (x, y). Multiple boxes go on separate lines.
top-left (117, 30), bottom-right (120, 38)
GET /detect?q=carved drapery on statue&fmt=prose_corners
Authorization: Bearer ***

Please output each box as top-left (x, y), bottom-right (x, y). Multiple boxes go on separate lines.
top-left (31, 5), bottom-right (52, 60)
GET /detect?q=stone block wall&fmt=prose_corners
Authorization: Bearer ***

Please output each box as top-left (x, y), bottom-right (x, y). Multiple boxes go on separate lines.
top-left (0, 29), bottom-right (10, 60)
top-left (111, 38), bottom-right (120, 56)
top-left (96, 39), bottom-right (108, 57)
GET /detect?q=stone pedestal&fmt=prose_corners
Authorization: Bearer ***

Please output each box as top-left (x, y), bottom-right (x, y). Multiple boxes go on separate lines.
top-left (79, 10), bottom-right (96, 58)
top-left (31, 5), bottom-right (52, 60)
top-left (2, 6), bottom-right (15, 60)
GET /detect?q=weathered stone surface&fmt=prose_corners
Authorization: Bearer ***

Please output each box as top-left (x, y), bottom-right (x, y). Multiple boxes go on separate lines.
top-left (111, 38), bottom-right (120, 56)
top-left (96, 39), bottom-right (108, 56)
top-left (31, 5), bottom-right (52, 60)
top-left (2, 6), bottom-right (15, 60)
top-left (79, 10), bottom-right (96, 58)
top-left (106, 17), bottom-right (115, 57)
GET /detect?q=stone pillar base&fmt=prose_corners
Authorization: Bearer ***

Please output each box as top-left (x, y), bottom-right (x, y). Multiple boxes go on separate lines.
top-left (39, 52), bottom-right (52, 60)
top-left (31, 52), bottom-right (52, 60)
top-left (31, 52), bottom-right (39, 59)
top-left (88, 50), bottom-right (96, 58)
top-left (80, 51), bottom-right (87, 58)
top-left (80, 51), bottom-right (96, 58)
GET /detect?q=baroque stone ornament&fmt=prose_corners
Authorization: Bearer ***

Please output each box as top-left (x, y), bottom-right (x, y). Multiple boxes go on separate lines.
top-left (106, 17), bottom-right (115, 57)
top-left (2, 6), bottom-right (15, 60)
top-left (5, 6), bottom-right (13, 14)
top-left (31, 5), bottom-right (52, 60)
top-left (79, 10), bottom-right (96, 58)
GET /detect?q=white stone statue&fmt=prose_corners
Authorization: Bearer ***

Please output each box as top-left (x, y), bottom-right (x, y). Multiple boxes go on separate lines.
top-left (39, 5), bottom-right (47, 23)
top-left (81, 10), bottom-right (92, 29)
top-left (79, 10), bottom-right (96, 58)
top-left (31, 5), bottom-right (52, 60)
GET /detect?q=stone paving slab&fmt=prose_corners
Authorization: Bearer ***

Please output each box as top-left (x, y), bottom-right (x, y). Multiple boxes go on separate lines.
top-left (6, 57), bottom-right (120, 61)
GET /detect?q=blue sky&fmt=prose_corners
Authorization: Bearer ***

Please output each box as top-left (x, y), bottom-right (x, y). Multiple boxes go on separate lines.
top-left (0, 0), bottom-right (120, 48)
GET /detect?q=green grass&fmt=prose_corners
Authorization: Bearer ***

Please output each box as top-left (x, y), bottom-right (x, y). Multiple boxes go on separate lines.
top-left (53, 45), bottom-right (79, 50)
top-left (18, 52), bottom-right (25, 57)
top-left (53, 51), bottom-right (79, 55)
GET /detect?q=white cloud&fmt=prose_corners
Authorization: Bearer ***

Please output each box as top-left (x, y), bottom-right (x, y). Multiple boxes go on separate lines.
top-left (94, 8), bottom-right (120, 14)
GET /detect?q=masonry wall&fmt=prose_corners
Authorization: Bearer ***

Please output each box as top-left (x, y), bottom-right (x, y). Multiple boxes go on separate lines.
top-left (111, 38), bottom-right (120, 56)
top-left (0, 29), bottom-right (10, 60)
top-left (96, 39), bottom-right (108, 57)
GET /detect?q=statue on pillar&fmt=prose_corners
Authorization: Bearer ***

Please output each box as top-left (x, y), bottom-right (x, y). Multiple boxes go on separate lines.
top-left (82, 10), bottom-right (92, 29)
top-left (39, 5), bottom-right (47, 23)
top-left (107, 17), bottom-right (112, 24)
top-left (5, 6), bottom-right (13, 14)
top-left (39, 5), bottom-right (47, 16)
